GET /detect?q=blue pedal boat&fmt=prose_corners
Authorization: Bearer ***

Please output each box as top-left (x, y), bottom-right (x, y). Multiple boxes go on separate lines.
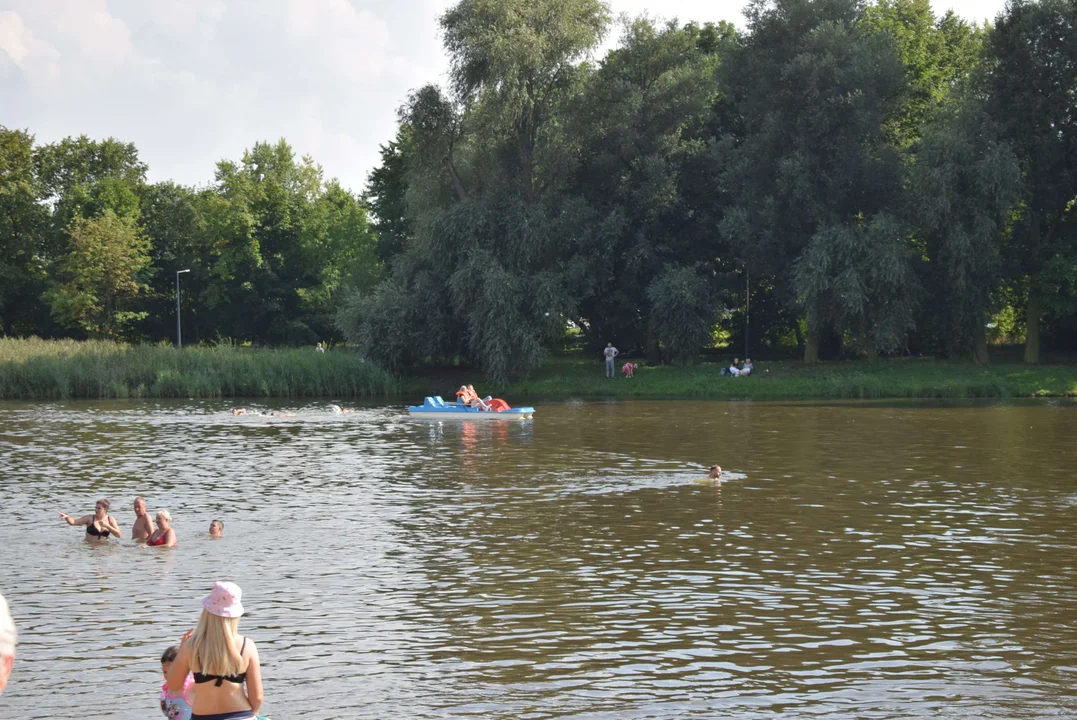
top-left (407, 396), bottom-right (535, 420)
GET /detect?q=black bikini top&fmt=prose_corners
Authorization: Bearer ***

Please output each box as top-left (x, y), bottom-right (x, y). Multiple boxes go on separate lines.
top-left (193, 638), bottom-right (248, 686)
top-left (86, 521), bottom-right (110, 537)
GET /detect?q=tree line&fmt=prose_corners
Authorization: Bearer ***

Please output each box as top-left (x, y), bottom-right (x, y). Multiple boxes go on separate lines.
top-left (0, 135), bottom-right (378, 346)
top-left (3, 0), bottom-right (1076, 382)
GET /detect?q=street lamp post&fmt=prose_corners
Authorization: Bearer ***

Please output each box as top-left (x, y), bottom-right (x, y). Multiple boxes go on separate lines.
top-left (175, 269), bottom-right (190, 348)
top-left (744, 267), bottom-right (750, 360)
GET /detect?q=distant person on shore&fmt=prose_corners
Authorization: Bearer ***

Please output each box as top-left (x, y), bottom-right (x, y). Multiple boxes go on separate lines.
top-left (622, 361), bottom-right (638, 379)
top-left (167, 582), bottom-right (263, 720)
top-left (722, 358), bottom-right (741, 377)
top-left (604, 342), bottom-right (619, 378)
top-left (315, 342), bottom-right (325, 353)
top-left (160, 644), bottom-right (195, 720)
top-left (740, 358), bottom-right (753, 376)
top-left (209, 520), bottom-right (224, 538)
top-left (0, 592), bottom-right (15, 695)
top-left (133, 496), bottom-right (156, 542)
top-left (144, 510), bottom-right (177, 548)
top-left (60, 499), bottom-right (122, 540)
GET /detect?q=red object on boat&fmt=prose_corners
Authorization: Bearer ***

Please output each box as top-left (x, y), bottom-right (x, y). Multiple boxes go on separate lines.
top-left (487, 398), bottom-right (511, 412)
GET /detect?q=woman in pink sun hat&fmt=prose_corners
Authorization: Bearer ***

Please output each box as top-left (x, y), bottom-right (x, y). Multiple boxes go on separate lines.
top-left (166, 582), bottom-right (264, 720)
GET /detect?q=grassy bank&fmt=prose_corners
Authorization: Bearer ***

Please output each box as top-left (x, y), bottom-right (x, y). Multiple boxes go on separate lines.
top-left (0, 338), bottom-right (397, 399)
top-left (481, 357), bottom-right (1077, 400)
top-left (2, 339), bottom-right (1075, 401)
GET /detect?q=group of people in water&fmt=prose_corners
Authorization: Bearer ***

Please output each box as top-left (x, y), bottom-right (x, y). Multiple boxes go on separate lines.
top-left (59, 497), bottom-right (223, 548)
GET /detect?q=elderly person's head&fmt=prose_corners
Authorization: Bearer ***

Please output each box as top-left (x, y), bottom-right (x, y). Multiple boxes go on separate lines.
top-left (0, 592), bottom-right (16, 694)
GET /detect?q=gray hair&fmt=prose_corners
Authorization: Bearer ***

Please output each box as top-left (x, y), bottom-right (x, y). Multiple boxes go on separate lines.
top-left (0, 593), bottom-right (15, 657)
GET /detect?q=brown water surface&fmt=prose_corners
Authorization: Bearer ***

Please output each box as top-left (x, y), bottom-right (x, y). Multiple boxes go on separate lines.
top-left (0, 399), bottom-right (1075, 719)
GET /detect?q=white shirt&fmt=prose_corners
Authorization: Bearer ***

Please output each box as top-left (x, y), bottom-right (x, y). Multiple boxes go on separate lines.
top-left (728, 365), bottom-right (741, 376)
top-left (604, 346), bottom-right (619, 359)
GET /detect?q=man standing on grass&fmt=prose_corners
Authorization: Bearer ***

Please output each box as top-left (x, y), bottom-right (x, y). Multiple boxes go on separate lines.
top-left (132, 496), bottom-right (155, 542)
top-left (315, 342), bottom-right (325, 353)
top-left (604, 342), bottom-right (619, 379)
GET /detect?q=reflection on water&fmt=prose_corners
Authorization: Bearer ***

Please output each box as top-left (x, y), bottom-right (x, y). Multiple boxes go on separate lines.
top-left (0, 399), bottom-right (1075, 719)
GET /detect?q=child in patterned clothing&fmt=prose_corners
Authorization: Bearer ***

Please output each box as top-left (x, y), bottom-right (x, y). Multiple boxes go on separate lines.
top-left (160, 645), bottom-right (194, 720)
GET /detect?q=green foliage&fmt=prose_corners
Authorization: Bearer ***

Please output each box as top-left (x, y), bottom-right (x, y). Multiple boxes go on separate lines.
top-left (46, 211), bottom-right (151, 338)
top-left (0, 127), bottom-right (50, 335)
top-left (646, 265), bottom-right (723, 364)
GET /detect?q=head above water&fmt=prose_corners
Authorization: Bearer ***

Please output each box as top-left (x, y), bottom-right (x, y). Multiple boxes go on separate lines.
top-left (95, 499), bottom-right (110, 517)
top-left (708, 465), bottom-right (722, 479)
top-left (156, 509), bottom-right (172, 527)
top-left (134, 497), bottom-right (146, 515)
top-left (209, 519), bottom-right (224, 537)
top-left (0, 592), bottom-right (16, 694)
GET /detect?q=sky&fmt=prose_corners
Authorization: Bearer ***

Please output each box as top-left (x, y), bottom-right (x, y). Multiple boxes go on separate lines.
top-left (0, 0), bottom-right (1008, 194)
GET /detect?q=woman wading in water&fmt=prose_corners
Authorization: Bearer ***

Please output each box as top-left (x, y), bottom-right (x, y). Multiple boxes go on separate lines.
top-left (59, 499), bottom-right (122, 540)
top-left (144, 510), bottom-right (177, 548)
top-left (167, 582), bottom-right (263, 720)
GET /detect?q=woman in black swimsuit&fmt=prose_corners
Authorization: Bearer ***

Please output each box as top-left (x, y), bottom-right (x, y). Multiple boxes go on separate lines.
top-left (166, 581), bottom-right (264, 720)
top-left (59, 499), bottom-right (122, 540)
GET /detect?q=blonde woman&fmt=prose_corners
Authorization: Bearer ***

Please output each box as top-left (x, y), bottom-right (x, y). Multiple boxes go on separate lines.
top-left (167, 582), bottom-right (263, 720)
top-left (144, 509), bottom-right (177, 548)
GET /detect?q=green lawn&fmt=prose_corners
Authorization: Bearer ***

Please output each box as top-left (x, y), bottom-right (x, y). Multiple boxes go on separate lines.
top-left (482, 356), bottom-right (1077, 400)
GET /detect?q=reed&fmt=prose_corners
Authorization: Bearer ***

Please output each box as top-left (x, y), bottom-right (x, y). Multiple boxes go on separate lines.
top-left (0, 338), bottom-right (398, 399)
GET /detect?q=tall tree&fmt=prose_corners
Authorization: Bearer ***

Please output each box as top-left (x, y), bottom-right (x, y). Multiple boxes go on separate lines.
top-left (719, 0), bottom-right (918, 361)
top-left (0, 127), bottom-right (50, 335)
top-left (985, 0), bottom-right (1077, 363)
top-left (46, 211), bottom-right (152, 338)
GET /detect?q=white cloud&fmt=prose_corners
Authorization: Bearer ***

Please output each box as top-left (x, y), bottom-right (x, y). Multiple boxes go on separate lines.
top-left (1, 0), bottom-right (1008, 193)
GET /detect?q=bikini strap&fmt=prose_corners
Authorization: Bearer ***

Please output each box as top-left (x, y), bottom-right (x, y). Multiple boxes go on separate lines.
top-left (240, 637), bottom-right (247, 655)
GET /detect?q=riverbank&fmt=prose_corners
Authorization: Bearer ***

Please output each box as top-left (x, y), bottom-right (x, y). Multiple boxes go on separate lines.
top-left (0, 338), bottom-right (397, 399)
top-left (2, 338), bottom-right (1075, 400)
top-left (411, 356), bottom-right (1077, 401)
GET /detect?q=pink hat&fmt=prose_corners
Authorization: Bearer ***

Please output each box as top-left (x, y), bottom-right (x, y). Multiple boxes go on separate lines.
top-left (202, 581), bottom-right (244, 618)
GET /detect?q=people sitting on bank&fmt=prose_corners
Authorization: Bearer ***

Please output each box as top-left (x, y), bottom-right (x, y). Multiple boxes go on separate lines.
top-left (723, 358), bottom-right (741, 377)
top-left (160, 644), bottom-right (195, 720)
top-left (166, 581), bottom-right (263, 720)
top-left (209, 520), bottom-right (224, 538)
top-left (144, 510), bottom-right (177, 548)
top-left (740, 358), bottom-right (753, 376)
top-left (60, 499), bottom-right (122, 540)
top-left (133, 496), bottom-right (156, 542)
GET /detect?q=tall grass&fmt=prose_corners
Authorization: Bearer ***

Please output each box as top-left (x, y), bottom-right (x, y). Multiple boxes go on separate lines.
top-left (0, 338), bottom-right (398, 399)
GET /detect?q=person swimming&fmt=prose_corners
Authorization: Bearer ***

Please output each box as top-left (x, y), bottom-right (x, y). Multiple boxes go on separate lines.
top-left (209, 519), bottom-right (224, 538)
top-left (330, 405), bottom-right (352, 414)
top-left (708, 465), bottom-right (723, 481)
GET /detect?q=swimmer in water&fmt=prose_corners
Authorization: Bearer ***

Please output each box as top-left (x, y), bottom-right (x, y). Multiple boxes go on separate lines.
top-left (269, 411), bottom-right (295, 418)
top-left (209, 519), bottom-right (224, 537)
top-left (60, 499), bottom-right (122, 540)
top-left (330, 405), bottom-right (352, 414)
top-left (230, 408), bottom-right (246, 415)
top-left (708, 465), bottom-right (722, 481)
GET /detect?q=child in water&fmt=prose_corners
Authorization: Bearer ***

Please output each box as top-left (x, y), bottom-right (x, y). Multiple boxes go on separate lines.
top-left (160, 645), bottom-right (194, 720)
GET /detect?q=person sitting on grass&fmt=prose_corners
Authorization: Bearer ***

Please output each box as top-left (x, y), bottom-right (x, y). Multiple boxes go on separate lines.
top-left (722, 358), bottom-right (741, 377)
top-left (740, 358), bottom-right (753, 376)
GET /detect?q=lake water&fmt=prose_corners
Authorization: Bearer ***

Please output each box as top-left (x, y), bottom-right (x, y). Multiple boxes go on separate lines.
top-left (0, 399), bottom-right (1075, 719)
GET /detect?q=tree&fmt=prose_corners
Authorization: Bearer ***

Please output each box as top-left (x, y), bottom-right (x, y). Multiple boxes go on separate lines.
top-left (0, 127), bottom-right (50, 335)
top-left (46, 211), bottom-right (152, 338)
top-left (646, 264), bottom-right (724, 364)
top-left (719, 0), bottom-right (918, 361)
top-left (909, 99), bottom-right (1022, 363)
top-left (364, 127), bottom-right (414, 262)
top-left (985, 0), bottom-right (1077, 363)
